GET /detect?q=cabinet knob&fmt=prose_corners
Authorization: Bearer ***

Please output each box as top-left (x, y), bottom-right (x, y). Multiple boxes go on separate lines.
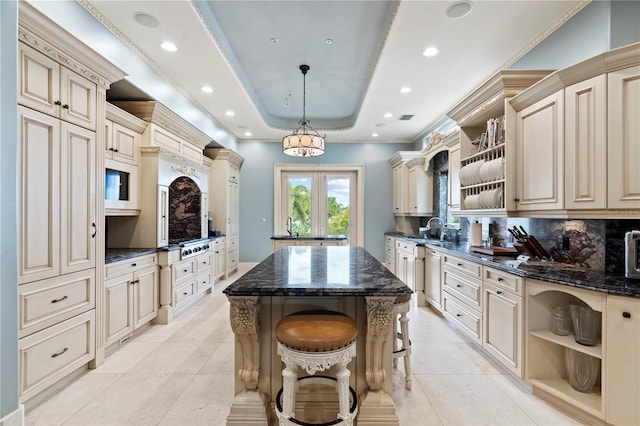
top-left (623, 311), bottom-right (632, 319)
top-left (514, 198), bottom-right (520, 202)
top-left (457, 263), bottom-right (463, 266)
top-left (62, 104), bottom-right (70, 110)
top-left (456, 313), bottom-right (462, 317)
top-left (183, 292), bottom-right (188, 296)
top-left (497, 277), bottom-right (504, 282)
top-left (456, 284), bottom-right (461, 288)
top-left (113, 148), bottom-right (118, 152)
top-left (183, 269), bottom-right (188, 273)
top-left (131, 263), bottom-right (137, 267)
top-left (54, 100), bottom-right (62, 106)
top-left (496, 290), bottom-right (502, 295)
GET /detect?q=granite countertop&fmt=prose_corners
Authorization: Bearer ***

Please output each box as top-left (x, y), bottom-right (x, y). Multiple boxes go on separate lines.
top-left (386, 232), bottom-right (640, 298)
top-left (271, 234), bottom-right (348, 240)
top-left (223, 245), bottom-right (411, 297)
top-left (105, 247), bottom-right (159, 264)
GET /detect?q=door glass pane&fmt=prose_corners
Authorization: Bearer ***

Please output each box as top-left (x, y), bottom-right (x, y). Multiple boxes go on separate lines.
top-left (326, 176), bottom-right (350, 238)
top-left (288, 176), bottom-right (311, 235)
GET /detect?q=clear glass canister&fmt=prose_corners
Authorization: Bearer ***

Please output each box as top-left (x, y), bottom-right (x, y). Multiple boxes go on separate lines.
top-left (550, 304), bottom-right (571, 336)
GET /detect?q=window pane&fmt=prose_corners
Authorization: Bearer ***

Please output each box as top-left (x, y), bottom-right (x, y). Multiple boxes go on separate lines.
top-left (326, 176), bottom-right (350, 238)
top-left (288, 176), bottom-right (311, 235)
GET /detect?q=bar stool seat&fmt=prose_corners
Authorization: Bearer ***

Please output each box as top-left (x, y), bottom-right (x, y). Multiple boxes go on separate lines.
top-left (275, 310), bottom-right (358, 426)
top-left (392, 294), bottom-right (412, 390)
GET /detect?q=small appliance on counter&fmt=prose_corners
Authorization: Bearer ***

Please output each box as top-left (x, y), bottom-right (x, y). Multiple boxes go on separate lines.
top-left (625, 230), bottom-right (640, 279)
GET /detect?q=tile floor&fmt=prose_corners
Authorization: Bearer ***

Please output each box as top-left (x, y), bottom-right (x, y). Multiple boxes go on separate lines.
top-left (25, 262), bottom-right (583, 426)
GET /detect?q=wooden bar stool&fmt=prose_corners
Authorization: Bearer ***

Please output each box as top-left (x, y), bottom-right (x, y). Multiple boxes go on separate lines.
top-left (275, 310), bottom-right (358, 426)
top-left (392, 293), bottom-right (412, 390)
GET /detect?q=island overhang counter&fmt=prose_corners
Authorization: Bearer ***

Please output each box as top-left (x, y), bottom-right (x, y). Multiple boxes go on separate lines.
top-left (223, 245), bottom-right (412, 425)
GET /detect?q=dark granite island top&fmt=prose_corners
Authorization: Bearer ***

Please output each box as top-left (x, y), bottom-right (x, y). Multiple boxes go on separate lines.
top-left (223, 245), bottom-right (410, 425)
top-left (223, 245), bottom-right (411, 297)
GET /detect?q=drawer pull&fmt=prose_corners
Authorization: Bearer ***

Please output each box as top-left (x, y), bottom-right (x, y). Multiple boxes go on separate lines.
top-left (183, 292), bottom-right (189, 296)
top-left (496, 290), bottom-right (502, 295)
top-left (457, 263), bottom-right (463, 266)
top-left (623, 311), bottom-right (632, 318)
top-left (131, 263), bottom-right (137, 267)
top-left (51, 347), bottom-right (69, 358)
top-left (184, 269), bottom-right (188, 273)
top-left (456, 313), bottom-right (462, 317)
top-left (54, 100), bottom-right (62, 106)
top-left (131, 279), bottom-right (139, 284)
top-left (51, 295), bottom-right (68, 304)
top-left (456, 284), bottom-right (462, 288)
top-left (202, 261), bottom-right (207, 265)
top-left (497, 277), bottom-right (504, 282)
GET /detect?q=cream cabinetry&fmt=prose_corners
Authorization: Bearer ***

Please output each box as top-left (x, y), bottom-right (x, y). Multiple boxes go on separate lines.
top-left (424, 247), bottom-right (442, 312)
top-left (395, 241), bottom-right (425, 301)
top-left (482, 266), bottom-right (523, 377)
top-left (272, 238), bottom-right (345, 251)
top-left (18, 43), bottom-right (97, 131)
top-left (204, 148), bottom-right (244, 277)
top-left (384, 235), bottom-right (396, 273)
top-left (608, 65), bottom-right (640, 210)
top-left (104, 254), bottom-right (158, 348)
top-left (525, 279), bottom-right (605, 423)
top-left (173, 251), bottom-right (212, 312)
top-left (213, 237), bottom-right (226, 281)
top-left (509, 43), bottom-right (640, 217)
top-left (442, 254), bottom-right (483, 343)
top-left (446, 70), bottom-right (553, 217)
top-left (605, 295), bottom-right (640, 426)
top-left (515, 90), bottom-right (565, 212)
top-left (17, 2), bottom-right (125, 404)
top-left (447, 143), bottom-right (461, 214)
top-left (389, 151), bottom-right (427, 216)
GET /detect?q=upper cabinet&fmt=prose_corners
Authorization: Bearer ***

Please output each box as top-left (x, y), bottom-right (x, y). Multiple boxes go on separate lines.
top-left (510, 42), bottom-right (640, 217)
top-left (446, 70), bottom-right (554, 217)
top-left (389, 151), bottom-right (432, 216)
top-left (19, 43), bottom-right (97, 131)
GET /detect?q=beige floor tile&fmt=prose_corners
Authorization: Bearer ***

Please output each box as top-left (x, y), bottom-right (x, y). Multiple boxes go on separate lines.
top-left (416, 374), bottom-right (536, 425)
top-left (158, 374), bottom-right (234, 425)
top-left (409, 341), bottom-right (487, 375)
top-left (96, 340), bottom-right (163, 374)
top-left (198, 341), bottom-right (234, 375)
top-left (25, 372), bottom-right (120, 426)
top-left (392, 370), bottom-right (443, 425)
top-left (64, 373), bottom-right (194, 425)
top-left (127, 340), bottom-right (217, 376)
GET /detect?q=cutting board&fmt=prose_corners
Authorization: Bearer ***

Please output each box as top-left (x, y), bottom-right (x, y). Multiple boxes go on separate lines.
top-left (470, 246), bottom-right (519, 256)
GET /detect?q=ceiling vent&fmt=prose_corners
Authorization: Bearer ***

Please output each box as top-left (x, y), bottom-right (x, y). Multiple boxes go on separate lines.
top-left (399, 114), bottom-right (414, 121)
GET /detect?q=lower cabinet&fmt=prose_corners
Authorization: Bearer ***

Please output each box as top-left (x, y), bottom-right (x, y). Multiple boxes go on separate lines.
top-left (227, 235), bottom-right (239, 277)
top-left (482, 266), bottom-right (524, 377)
top-left (395, 240), bottom-right (425, 299)
top-left (213, 237), bottom-right (226, 281)
top-left (424, 248), bottom-right (442, 312)
top-left (384, 235), bottom-right (396, 274)
top-left (442, 253), bottom-right (483, 344)
top-left (104, 254), bottom-right (158, 347)
top-left (605, 295), bottom-right (640, 426)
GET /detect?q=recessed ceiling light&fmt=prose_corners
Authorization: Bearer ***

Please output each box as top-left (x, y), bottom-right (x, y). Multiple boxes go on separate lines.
top-left (271, 38), bottom-right (279, 44)
top-left (446, 1), bottom-right (473, 19)
top-left (371, 133), bottom-right (379, 137)
top-left (375, 123), bottom-right (386, 128)
top-left (244, 132), bottom-right (252, 137)
top-left (133, 12), bottom-right (159, 28)
top-left (422, 46), bottom-right (439, 57)
top-left (225, 110), bottom-right (235, 117)
top-left (160, 41), bottom-right (177, 52)
top-left (384, 112), bottom-right (393, 118)
top-left (325, 38), bottom-right (333, 45)
top-left (201, 85), bottom-right (213, 93)
top-left (400, 86), bottom-right (412, 94)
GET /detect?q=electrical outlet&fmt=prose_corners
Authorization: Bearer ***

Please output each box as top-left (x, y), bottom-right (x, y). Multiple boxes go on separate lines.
top-left (562, 235), bottom-right (570, 251)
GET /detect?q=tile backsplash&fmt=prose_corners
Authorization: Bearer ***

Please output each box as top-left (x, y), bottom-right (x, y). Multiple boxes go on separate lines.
top-left (458, 217), bottom-right (640, 274)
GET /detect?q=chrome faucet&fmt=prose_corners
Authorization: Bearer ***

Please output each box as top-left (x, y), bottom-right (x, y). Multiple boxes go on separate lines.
top-left (286, 216), bottom-right (293, 236)
top-left (426, 217), bottom-right (446, 241)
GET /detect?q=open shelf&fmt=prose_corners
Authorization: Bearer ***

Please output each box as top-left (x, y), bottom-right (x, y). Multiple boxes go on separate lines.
top-left (529, 330), bottom-right (602, 359)
top-left (530, 379), bottom-right (602, 419)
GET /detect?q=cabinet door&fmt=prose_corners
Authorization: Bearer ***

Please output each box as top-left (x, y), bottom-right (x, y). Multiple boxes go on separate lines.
top-left (19, 106), bottom-right (60, 284)
top-left (448, 146), bottom-right (461, 213)
top-left (483, 283), bottom-right (522, 377)
top-left (605, 295), bottom-right (640, 426)
top-left (392, 165), bottom-right (406, 214)
top-left (425, 249), bottom-right (442, 312)
top-left (608, 66), bottom-right (640, 210)
top-left (105, 275), bottom-right (133, 347)
top-left (60, 122), bottom-right (96, 275)
top-left (227, 180), bottom-right (239, 235)
top-left (395, 250), bottom-right (407, 283)
top-left (408, 166), bottom-right (418, 213)
top-left (18, 43), bottom-right (60, 117)
top-left (110, 122), bottom-right (139, 165)
top-left (201, 193), bottom-right (209, 239)
top-left (565, 75), bottom-right (606, 210)
top-left (516, 90), bottom-right (564, 211)
top-left (133, 265), bottom-right (158, 328)
top-left (157, 185), bottom-right (169, 246)
top-left (60, 67), bottom-right (96, 130)
top-left (214, 241), bottom-right (226, 279)
top-left (406, 256), bottom-right (416, 290)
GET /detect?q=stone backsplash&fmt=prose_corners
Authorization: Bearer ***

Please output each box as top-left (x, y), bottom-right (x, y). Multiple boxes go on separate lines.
top-left (457, 217), bottom-right (640, 274)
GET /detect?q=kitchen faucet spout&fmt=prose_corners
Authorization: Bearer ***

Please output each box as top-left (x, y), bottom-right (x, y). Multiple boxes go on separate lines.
top-left (286, 217), bottom-right (293, 236)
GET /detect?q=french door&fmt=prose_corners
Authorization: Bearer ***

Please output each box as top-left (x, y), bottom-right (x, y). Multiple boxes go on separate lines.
top-left (274, 164), bottom-right (364, 246)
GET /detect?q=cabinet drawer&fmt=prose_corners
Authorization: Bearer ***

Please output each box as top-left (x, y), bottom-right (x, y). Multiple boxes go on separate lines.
top-left (396, 240), bottom-right (417, 254)
top-left (227, 249), bottom-right (239, 270)
top-left (228, 235), bottom-right (239, 250)
top-left (214, 237), bottom-right (226, 248)
top-left (196, 271), bottom-right (212, 294)
top-left (443, 270), bottom-right (482, 312)
top-left (174, 260), bottom-right (195, 281)
top-left (19, 270), bottom-right (95, 338)
top-left (196, 252), bottom-right (211, 271)
top-left (443, 294), bottom-right (481, 343)
top-left (19, 310), bottom-right (95, 402)
top-left (443, 255), bottom-right (482, 278)
top-left (174, 282), bottom-right (195, 308)
top-left (105, 253), bottom-right (157, 279)
top-left (483, 266), bottom-right (523, 296)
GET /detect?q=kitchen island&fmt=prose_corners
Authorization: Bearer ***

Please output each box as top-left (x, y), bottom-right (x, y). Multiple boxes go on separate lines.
top-left (223, 245), bottom-right (411, 425)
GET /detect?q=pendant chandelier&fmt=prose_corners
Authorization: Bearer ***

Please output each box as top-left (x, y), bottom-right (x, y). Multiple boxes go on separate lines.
top-left (282, 64), bottom-right (326, 157)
